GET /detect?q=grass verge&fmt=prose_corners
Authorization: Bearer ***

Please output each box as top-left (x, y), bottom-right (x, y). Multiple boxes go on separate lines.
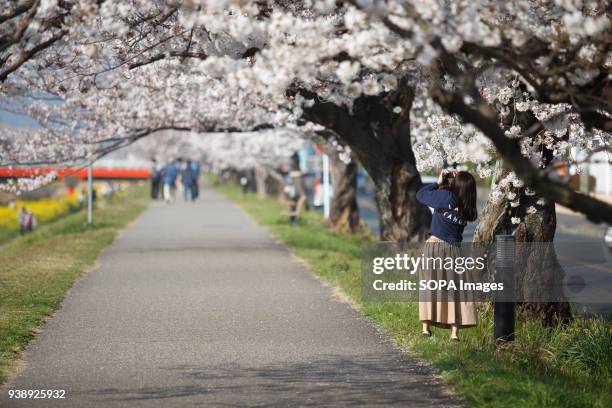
top-left (218, 182), bottom-right (611, 408)
top-left (0, 186), bottom-right (149, 384)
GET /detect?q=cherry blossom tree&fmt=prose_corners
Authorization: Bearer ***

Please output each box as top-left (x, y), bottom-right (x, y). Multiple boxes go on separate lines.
top-left (0, 0), bottom-right (73, 82)
top-left (2, 1), bottom-right (429, 241)
top-left (196, 129), bottom-right (305, 198)
top-left (351, 0), bottom-right (611, 322)
top-left (123, 127), bottom-right (304, 197)
top-left (349, 0), bottom-right (610, 220)
top-left (1, 0), bottom-right (610, 231)
top-left (2, 0), bottom-right (611, 322)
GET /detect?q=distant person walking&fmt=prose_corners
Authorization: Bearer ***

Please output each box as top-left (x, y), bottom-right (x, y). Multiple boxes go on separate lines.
top-left (150, 159), bottom-right (163, 200)
top-left (190, 160), bottom-right (201, 200)
top-left (180, 159), bottom-right (194, 202)
top-left (240, 176), bottom-right (249, 197)
top-left (163, 160), bottom-right (178, 204)
top-left (281, 178), bottom-right (306, 227)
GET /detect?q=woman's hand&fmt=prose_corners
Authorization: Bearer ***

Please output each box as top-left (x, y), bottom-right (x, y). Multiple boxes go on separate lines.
top-left (437, 169), bottom-right (458, 185)
top-left (436, 169), bottom-right (446, 185)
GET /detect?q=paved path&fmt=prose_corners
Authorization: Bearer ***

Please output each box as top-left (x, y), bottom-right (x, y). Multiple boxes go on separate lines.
top-left (1, 185), bottom-right (460, 407)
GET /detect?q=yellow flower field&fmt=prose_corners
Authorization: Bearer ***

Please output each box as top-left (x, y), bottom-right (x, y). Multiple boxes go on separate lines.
top-left (0, 195), bottom-right (81, 230)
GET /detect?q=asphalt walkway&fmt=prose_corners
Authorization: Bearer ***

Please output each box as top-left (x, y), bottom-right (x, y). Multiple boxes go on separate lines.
top-left (1, 185), bottom-right (460, 407)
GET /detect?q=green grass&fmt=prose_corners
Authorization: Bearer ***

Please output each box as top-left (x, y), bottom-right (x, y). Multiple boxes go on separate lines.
top-left (0, 186), bottom-right (149, 384)
top-left (218, 182), bottom-right (612, 408)
top-left (0, 228), bottom-right (18, 246)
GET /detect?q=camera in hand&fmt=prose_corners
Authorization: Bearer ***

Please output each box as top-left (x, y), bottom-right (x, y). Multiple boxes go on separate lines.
top-left (440, 170), bottom-right (455, 189)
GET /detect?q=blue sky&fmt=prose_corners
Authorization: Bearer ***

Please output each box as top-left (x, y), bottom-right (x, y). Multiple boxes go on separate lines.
top-left (0, 93), bottom-right (64, 129)
top-left (0, 108), bottom-right (41, 128)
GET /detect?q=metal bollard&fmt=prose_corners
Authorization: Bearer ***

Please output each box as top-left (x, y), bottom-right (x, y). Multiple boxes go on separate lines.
top-left (87, 162), bottom-right (93, 225)
top-left (494, 234), bottom-right (515, 344)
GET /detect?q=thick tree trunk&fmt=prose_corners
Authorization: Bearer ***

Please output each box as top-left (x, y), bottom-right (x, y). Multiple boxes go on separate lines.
top-left (356, 85), bottom-right (431, 242)
top-left (301, 80), bottom-right (431, 243)
top-left (474, 166), bottom-right (571, 324)
top-left (513, 202), bottom-right (572, 324)
top-left (329, 156), bottom-right (360, 234)
top-left (314, 134), bottom-right (361, 234)
top-left (371, 158), bottom-right (430, 242)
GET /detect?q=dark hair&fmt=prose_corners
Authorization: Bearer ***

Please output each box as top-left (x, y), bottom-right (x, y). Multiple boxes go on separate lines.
top-left (450, 171), bottom-right (477, 222)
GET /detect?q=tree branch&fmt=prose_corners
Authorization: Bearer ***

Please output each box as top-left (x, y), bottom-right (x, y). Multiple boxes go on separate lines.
top-left (0, 0), bottom-right (37, 24)
top-left (428, 41), bottom-right (612, 223)
top-left (0, 29), bottom-right (66, 82)
top-left (433, 88), bottom-right (612, 224)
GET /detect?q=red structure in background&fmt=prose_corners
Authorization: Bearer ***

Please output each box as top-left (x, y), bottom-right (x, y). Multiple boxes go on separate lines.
top-left (0, 167), bottom-right (151, 180)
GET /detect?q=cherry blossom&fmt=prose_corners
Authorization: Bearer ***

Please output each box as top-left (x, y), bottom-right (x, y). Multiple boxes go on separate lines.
top-left (0, 0), bottom-right (609, 223)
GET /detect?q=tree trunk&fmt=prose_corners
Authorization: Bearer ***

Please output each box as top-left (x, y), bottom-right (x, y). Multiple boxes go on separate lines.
top-left (313, 134), bottom-right (361, 234)
top-left (474, 166), bottom-right (571, 324)
top-left (473, 164), bottom-right (512, 242)
top-left (253, 165), bottom-right (285, 199)
top-left (329, 155), bottom-right (360, 234)
top-left (513, 202), bottom-right (571, 324)
top-left (300, 79), bottom-right (431, 242)
top-left (254, 165), bottom-right (267, 199)
top-left (370, 157), bottom-right (430, 242)
top-left (265, 168), bottom-right (285, 199)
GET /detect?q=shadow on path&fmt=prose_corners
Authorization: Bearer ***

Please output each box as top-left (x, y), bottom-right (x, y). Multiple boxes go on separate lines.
top-left (92, 355), bottom-right (459, 407)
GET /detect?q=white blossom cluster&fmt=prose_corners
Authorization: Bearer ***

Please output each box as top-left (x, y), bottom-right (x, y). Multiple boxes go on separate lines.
top-left (195, 129), bottom-right (306, 172)
top-left (0, 170), bottom-right (58, 194)
top-left (328, 137), bottom-right (353, 164)
top-left (411, 86), bottom-right (494, 174)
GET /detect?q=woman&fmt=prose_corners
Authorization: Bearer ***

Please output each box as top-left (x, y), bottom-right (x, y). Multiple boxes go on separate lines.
top-left (416, 169), bottom-right (478, 342)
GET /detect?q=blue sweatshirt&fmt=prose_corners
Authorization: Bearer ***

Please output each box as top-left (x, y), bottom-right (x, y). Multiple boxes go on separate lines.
top-left (164, 163), bottom-right (178, 185)
top-left (416, 183), bottom-right (467, 243)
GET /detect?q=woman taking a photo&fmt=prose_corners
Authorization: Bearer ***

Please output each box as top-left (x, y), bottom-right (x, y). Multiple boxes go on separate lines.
top-left (416, 169), bottom-right (478, 342)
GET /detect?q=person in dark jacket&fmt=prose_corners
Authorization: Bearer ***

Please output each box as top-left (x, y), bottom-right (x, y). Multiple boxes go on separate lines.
top-left (150, 159), bottom-right (162, 200)
top-left (180, 159), bottom-right (194, 202)
top-left (190, 160), bottom-right (201, 201)
top-left (416, 170), bottom-right (477, 243)
top-left (416, 169), bottom-right (478, 342)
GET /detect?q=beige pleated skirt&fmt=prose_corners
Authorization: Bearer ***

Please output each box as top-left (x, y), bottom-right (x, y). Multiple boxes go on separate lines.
top-left (419, 235), bottom-right (478, 328)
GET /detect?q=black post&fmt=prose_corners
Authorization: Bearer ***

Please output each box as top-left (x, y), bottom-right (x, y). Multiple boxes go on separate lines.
top-left (494, 234), bottom-right (515, 344)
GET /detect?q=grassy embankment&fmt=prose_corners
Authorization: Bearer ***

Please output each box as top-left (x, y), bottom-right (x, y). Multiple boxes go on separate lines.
top-left (0, 186), bottom-right (149, 384)
top-left (218, 182), bottom-right (611, 408)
